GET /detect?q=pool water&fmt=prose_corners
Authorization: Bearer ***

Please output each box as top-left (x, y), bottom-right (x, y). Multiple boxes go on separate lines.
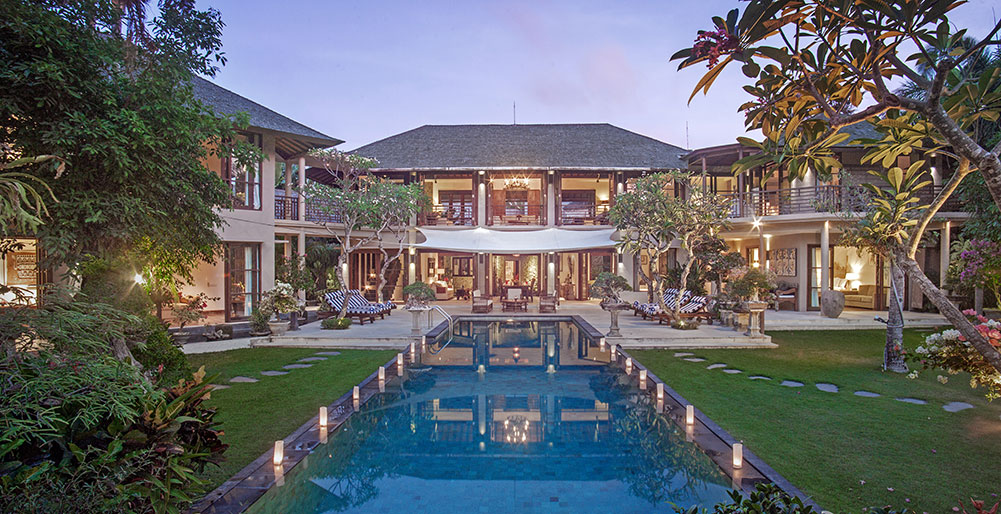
top-left (248, 320), bottom-right (733, 512)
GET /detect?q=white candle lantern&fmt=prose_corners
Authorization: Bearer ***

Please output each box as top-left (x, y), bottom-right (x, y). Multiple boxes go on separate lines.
top-left (685, 405), bottom-right (694, 425)
top-left (639, 369), bottom-right (647, 388)
top-left (625, 357), bottom-right (632, 374)
top-left (656, 382), bottom-right (664, 401)
top-left (397, 353), bottom-right (404, 376)
top-left (547, 364), bottom-right (555, 374)
top-left (353, 386), bottom-right (360, 401)
top-left (477, 364), bottom-right (485, 374)
top-left (732, 443), bottom-right (743, 469)
top-left (319, 406), bottom-right (328, 428)
top-left (378, 366), bottom-right (385, 381)
top-left (273, 440), bottom-right (284, 466)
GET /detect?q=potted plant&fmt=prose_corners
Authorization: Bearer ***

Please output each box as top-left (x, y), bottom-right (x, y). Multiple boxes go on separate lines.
top-left (249, 307), bottom-right (271, 336)
top-left (728, 268), bottom-right (774, 336)
top-left (169, 292), bottom-right (216, 344)
top-left (264, 282), bottom-right (299, 336)
top-left (403, 282), bottom-right (437, 335)
top-left (589, 272), bottom-right (633, 337)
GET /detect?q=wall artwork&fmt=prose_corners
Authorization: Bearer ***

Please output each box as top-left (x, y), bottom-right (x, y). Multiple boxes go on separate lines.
top-left (772, 248), bottom-right (797, 277)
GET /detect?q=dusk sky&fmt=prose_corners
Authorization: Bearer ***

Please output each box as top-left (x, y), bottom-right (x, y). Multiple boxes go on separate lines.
top-left (197, 0), bottom-right (1000, 151)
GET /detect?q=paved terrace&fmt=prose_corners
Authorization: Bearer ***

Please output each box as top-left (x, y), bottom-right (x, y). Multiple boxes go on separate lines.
top-left (182, 300), bottom-right (949, 355)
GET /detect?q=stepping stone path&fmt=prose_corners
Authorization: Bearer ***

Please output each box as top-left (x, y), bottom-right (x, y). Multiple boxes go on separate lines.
top-left (816, 383), bottom-right (839, 393)
top-left (780, 380), bottom-right (804, 387)
top-left (723, 369), bottom-right (742, 374)
top-left (896, 397), bottom-right (928, 405)
top-left (283, 363), bottom-right (313, 369)
top-left (854, 391), bottom-right (881, 398)
top-left (706, 363), bottom-right (727, 370)
top-left (674, 352), bottom-right (694, 358)
top-left (229, 376), bottom-right (259, 383)
top-left (315, 351), bottom-right (341, 356)
top-left (749, 376), bottom-right (772, 380)
top-left (683, 357), bottom-right (706, 362)
top-left (943, 401), bottom-right (974, 413)
top-left (211, 384), bottom-right (230, 391)
top-left (298, 357), bottom-right (327, 362)
top-left (260, 370), bottom-right (289, 376)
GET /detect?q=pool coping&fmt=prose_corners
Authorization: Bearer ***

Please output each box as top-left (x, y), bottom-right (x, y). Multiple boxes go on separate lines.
top-left (615, 346), bottom-right (823, 510)
top-left (189, 352), bottom-right (405, 514)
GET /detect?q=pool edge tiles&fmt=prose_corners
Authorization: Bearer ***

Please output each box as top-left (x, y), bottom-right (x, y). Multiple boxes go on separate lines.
top-left (189, 354), bottom-right (403, 514)
top-left (614, 346), bottom-right (823, 511)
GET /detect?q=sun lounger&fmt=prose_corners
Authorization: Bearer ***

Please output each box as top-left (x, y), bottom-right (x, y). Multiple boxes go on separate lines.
top-left (472, 289), bottom-right (493, 313)
top-left (324, 290), bottom-right (385, 325)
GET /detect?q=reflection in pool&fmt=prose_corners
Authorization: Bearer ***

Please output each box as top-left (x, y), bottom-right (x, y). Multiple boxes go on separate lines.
top-left (248, 320), bottom-right (732, 512)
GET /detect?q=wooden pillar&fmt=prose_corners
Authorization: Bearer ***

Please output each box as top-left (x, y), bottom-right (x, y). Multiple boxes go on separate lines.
top-left (939, 221), bottom-right (950, 289)
top-left (296, 231), bottom-right (306, 301)
top-left (821, 221), bottom-right (830, 296)
top-left (297, 156), bottom-right (306, 222)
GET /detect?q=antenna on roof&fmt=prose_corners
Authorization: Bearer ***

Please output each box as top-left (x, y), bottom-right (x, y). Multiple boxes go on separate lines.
top-left (686, 120), bottom-right (690, 149)
top-left (513, 101), bottom-right (517, 125)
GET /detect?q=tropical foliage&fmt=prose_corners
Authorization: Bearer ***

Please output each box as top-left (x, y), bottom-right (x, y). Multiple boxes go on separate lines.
top-left (672, 0), bottom-right (1001, 380)
top-left (948, 239), bottom-right (1001, 309)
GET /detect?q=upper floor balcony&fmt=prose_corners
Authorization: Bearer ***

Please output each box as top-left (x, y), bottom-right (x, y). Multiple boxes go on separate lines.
top-left (421, 203), bottom-right (474, 226)
top-left (274, 192), bottom-right (343, 224)
top-left (720, 184), bottom-right (963, 219)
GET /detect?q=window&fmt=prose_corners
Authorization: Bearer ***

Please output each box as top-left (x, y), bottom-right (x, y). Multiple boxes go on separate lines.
top-left (504, 189), bottom-right (528, 216)
top-left (224, 132), bottom-right (262, 210)
top-left (1, 238), bottom-right (40, 305)
top-left (225, 243), bottom-right (261, 321)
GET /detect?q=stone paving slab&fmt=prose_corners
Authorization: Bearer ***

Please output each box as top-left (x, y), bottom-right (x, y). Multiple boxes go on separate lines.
top-left (722, 369), bottom-right (742, 374)
top-left (260, 370), bottom-right (289, 376)
top-left (780, 380), bottom-right (804, 387)
top-left (943, 401), bottom-right (974, 412)
top-left (749, 375), bottom-right (771, 380)
top-left (896, 397), bottom-right (927, 405)
top-left (816, 383), bottom-right (838, 393)
top-left (683, 357), bottom-right (706, 362)
top-left (298, 357), bottom-right (327, 362)
top-left (706, 363), bottom-right (727, 370)
top-left (211, 384), bottom-right (230, 391)
top-left (229, 376), bottom-right (258, 383)
top-left (315, 351), bottom-right (341, 356)
top-left (282, 364), bottom-right (312, 369)
top-left (854, 390), bottom-right (881, 397)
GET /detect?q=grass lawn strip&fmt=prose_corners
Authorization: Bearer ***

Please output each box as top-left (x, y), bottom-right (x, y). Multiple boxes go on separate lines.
top-left (632, 329), bottom-right (1001, 512)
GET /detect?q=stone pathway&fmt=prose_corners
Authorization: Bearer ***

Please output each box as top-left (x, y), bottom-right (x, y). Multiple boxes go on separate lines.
top-left (229, 376), bottom-right (259, 383)
top-left (816, 383), bottom-right (838, 393)
top-left (260, 370), bottom-right (289, 376)
top-left (298, 357), bottom-right (328, 362)
top-left (283, 363), bottom-right (313, 369)
top-left (669, 352), bottom-right (985, 415)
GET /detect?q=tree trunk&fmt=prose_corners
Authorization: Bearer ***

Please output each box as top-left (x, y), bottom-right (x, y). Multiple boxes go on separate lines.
top-left (112, 337), bottom-right (140, 367)
top-left (674, 253), bottom-right (696, 320)
top-left (883, 256), bottom-right (908, 373)
top-left (336, 249), bottom-right (350, 319)
top-left (895, 253), bottom-right (1001, 374)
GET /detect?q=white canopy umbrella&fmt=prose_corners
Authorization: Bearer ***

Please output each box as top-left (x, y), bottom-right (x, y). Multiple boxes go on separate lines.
top-left (415, 227), bottom-right (617, 254)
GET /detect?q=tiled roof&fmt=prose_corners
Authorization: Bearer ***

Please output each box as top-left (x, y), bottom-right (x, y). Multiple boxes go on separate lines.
top-left (351, 124), bottom-right (688, 169)
top-left (191, 76), bottom-right (341, 146)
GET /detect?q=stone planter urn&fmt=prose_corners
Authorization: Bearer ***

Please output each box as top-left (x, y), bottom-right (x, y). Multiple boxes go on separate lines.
top-left (601, 301), bottom-right (631, 338)
top-left (744, 300), bottom-right (768, 337)
top-left (820, 290), bottom-right (845, 319)
top-left (172, 330), bottom-right (195, 345)
top-left (268, 320), bottom-right (289, 336)
top-left (406, 304), bottom-right (431, 336)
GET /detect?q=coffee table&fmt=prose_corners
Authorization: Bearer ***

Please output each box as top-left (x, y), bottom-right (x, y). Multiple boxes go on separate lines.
top-left (501, 298), bottom-right (528, 312)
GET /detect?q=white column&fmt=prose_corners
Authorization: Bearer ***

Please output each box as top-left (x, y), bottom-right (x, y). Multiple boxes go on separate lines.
top-left (407, 223), bottom-right (416, 286)
top-left (820, 221), bottom-right (830, 296)
top-left (546, 253), bottom-right (555, 295)
top-left (297, 156), bottom-right (306, 222)
top-left (477, 172), bottom-right (487, 226)
top-left (283, 161), bottom-right (292, 197)
top-left (940, 221), bottom-right (950, 289)
top-left (546, 173), bottom-right (556, 227)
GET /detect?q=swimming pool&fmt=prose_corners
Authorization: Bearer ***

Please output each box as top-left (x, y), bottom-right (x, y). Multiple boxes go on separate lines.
top-left (247, 318), bottom-right (737, 512)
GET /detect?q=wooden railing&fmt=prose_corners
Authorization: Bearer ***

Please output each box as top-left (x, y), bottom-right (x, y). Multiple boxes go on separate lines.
top-left (560, 202), bottom-right (610, 225)
top-left (720, 185), bottom-right (962, 218)
top-left (420, 204), bottom-right (474, 226)
top-left (488, 203), bottom-right (544, 225)
top-left (274, 194), bottom-right (343, 223)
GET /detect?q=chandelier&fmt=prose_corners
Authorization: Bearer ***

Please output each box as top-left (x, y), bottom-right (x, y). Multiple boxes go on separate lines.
top-left (503, 415), bottom-right (530, 444)
top-left (504, 177), bottom-right (529, 190)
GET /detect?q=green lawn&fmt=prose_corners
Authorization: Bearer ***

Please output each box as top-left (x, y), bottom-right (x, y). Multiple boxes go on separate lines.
top-left (187, 348), bottom-right (397, 489)
top-left (632, 330), bottom-right (1001, 513)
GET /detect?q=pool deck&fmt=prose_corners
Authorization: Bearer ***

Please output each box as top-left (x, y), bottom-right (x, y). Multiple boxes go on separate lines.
top-left (181, 300), bottom-right (949, 355)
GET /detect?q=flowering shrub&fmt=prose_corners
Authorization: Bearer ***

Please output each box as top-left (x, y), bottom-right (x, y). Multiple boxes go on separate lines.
top-left (169, 292), bottom-right (217, 329)
top-left (949, 239), bottom-right (1001, 307)
top-left (264, 281), bottom-right (299, 315)
top-left (909, 310), bottom-right (1001, 400)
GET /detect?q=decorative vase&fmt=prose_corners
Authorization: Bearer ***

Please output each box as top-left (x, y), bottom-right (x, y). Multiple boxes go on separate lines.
top-left (406, 304), bottom-right (430, 336)
top-left (820, 290), bottom-right (845, 319)
top-left (268, 320), bottom-right (289, 336)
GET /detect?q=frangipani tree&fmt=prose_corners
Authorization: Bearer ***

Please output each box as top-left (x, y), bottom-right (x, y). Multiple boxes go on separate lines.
top-left (673, 0), bottom-right (1001, 377)
top-left (609, 172), bottom-right (679, 313)
top-left (306, 149), bottom-right (383, 318)
top-left (371, 180), bottom-right (427, 303)
top-left (668, 187), bottom-right (732, 319)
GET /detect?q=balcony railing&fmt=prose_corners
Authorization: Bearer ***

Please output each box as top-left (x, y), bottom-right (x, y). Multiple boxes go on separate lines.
top-left (560, 202), bottom-right (610, 225)
top-left (274, 193), bottom-right (343, 223)
top-left (420, 204), bottom-right (474, 226)
top-left (720, 185), bottom-right (963, 218)
top-left (489, 203), bottom-right (544, 225)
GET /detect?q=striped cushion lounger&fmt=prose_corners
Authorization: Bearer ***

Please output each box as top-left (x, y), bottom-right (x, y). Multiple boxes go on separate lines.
top-left (323, 291), bottom-right (378, 325)
top-left (656, 295), bottom-right (714, 325)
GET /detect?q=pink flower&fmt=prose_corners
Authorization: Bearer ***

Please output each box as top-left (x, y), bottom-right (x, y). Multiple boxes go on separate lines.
top-left (963, 309), bottom-right (978, 316)
top-left (887, 487), bottom-right (894, 492)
